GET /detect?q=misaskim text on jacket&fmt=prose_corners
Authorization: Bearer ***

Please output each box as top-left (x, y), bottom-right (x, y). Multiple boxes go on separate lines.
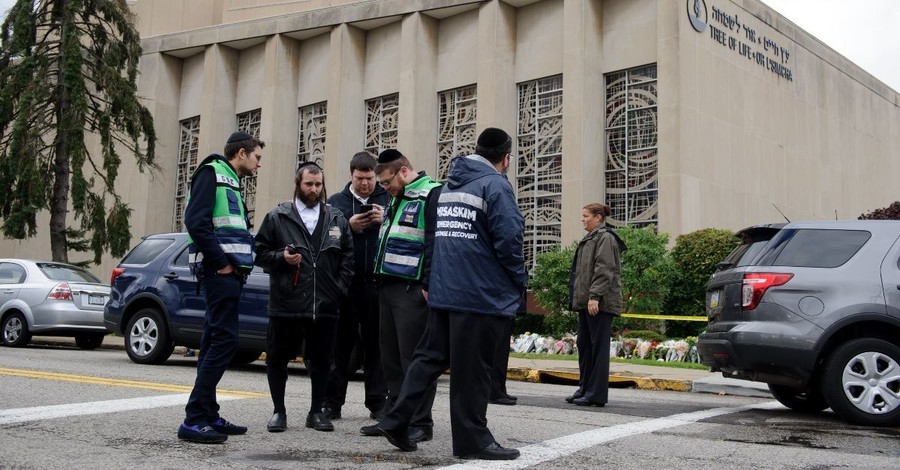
top-left (253, 201), bottom-right (354, 319)
top-left (426, 155), bottom-right (528, 316)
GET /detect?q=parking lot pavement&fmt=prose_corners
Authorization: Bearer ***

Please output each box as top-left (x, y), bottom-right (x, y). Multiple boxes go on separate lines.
top-left (30, 335), bottom-right (772, 398)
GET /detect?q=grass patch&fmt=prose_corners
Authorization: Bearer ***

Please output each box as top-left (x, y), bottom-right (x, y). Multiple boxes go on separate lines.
top-left (510, 352), bottom-right (709, 371)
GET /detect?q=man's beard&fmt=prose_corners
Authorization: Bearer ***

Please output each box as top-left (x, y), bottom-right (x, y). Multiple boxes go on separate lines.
top-left (299, 191), bottom-right (320, 208)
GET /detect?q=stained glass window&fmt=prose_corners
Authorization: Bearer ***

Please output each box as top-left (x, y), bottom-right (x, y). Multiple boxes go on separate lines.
top-left (436, 85), bottom-right (477, 181)
top-left (604, 64), bottom-right (658, 228)
top-left (298, 102), bottom-right (327, 168)
top-left (236, 108), bottom-right (261, 224)
top-left (173, 116), bottom-right (200, 232)
top-left (517, 75), bottom-right (563, 271)
top-left (364, 94), bottom-right (399, 157)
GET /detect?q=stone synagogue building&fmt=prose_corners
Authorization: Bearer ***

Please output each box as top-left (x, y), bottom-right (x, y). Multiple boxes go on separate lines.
top-left (2, 0), bottom-right (898, 273)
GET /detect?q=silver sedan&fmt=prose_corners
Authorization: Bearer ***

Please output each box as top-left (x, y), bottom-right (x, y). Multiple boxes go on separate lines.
top-left (0, 259), bottom-right (110, 349)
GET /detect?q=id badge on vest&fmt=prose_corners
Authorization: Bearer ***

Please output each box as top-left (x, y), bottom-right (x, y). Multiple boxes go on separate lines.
top-left (399, 201), bottom-right (421, 227)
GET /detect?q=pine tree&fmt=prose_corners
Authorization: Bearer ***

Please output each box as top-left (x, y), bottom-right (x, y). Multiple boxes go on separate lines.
top-left (0, 0), bottom-right (156, 263)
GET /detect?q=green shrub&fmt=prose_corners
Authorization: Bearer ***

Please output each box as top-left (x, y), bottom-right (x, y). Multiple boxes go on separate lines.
top-left (530, 242), bottom-right (577, 317)
top-left (663, 228), bottom-right (737, 337)
top-left (542, 311), bottom-right (578, 337)
top-left (617, 226), bottom-right (673, 315)
top-left (513, 313), bottom-right (544, 336)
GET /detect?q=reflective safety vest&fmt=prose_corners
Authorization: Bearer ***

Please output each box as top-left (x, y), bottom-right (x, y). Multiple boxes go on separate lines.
top-left (374, 175), bottom-right (441, 280)
top-left (186, 157), bottom-right (255, 273)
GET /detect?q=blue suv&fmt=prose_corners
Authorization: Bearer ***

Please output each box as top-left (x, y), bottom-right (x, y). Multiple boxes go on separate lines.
top-left (104, 233), bottom-right (269, 365)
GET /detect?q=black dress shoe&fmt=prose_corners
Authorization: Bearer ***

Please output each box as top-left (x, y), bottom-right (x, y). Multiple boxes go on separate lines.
top-left (321, 406), bottom-right (342, 420)
top-left (379, 425), bottom-right (417, 452)
top-left (565, 392), bottom-right (583, 404)
top-left (177, 423), bottom-right (227, 444)
top-left (459, 442), bottom-right (520, 460)
top-left (408, 426), bottom-right (433, 443)
top-left (267, 413), bottom-right (287, 432)
top-left (572, 397), bottom-right (605, 407)
top-left (505, 394), bottom-right (518, 401)
top-left (209, 417), bottom-right (247, 435)
top-left (489, 396), bottom-right (517, 406)
top-left (305, 412), bottom-right (334, 432)
top-left (360, 424), bottom-right (381, 436)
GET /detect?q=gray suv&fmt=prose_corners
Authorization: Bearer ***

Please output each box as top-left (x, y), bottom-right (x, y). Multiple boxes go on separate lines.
top-left (698, 220), bottom-right (900, 427)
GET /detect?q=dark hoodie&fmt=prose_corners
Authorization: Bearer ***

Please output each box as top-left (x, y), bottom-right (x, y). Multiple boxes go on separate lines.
top-left (426, 155), bottom-right (528, 317)
top-left (327, 182), bottom-right (390, 282)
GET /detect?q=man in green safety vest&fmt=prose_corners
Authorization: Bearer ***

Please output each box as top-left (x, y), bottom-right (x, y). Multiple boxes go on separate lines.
top-left (359, 149), bottom-right (441, 445)
top-left (178, 131), bottom-right (264, 444)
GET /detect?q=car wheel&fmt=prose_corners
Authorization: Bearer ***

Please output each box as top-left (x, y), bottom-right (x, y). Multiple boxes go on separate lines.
top-left (75, 333), bottom-right (106, 350)
top-left (822, 338), bottom-right (900, 427)
top-left (230, 349), bottom-right (262, 365)
top-left (768, 383), bottom-right (829, 413)
top-left (125, 308), bottom-right (174, 365)
top-left (2, 311), bottom-right (32, 347)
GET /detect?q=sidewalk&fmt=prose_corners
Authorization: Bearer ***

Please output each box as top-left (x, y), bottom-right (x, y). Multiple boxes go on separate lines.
top-left (29, 335), bottom-right (771, 398)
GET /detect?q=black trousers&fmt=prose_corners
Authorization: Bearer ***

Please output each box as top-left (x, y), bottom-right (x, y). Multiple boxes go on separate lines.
top-left (378, 281), bottom-right (435, 428)
top-left (575, 309), bottom-right (612, 403)
top-left (380, 308), bottom-right (508, 457)
top-left (490, 316), bottom-right (515, 400)
top-left (184, 270), bottom-right (242, 425)
top-left (266, 315), bottom-right (337, 414)
top-left (324, 279), bottom-right (387, 413)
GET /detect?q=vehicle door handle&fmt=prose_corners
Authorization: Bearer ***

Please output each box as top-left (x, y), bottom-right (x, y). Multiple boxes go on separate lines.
top-left (163, 272), bottom-right (179, 280)
top-left (1, 289), bottom-right (14, 294)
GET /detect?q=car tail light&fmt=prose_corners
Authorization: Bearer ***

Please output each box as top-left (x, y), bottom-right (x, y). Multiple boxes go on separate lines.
top-left (110, 267), bottom-right (125, 286)
top-left (741, 273), bottom-right (793, 310)
top-left (47, 282), bottom-right (73, 301)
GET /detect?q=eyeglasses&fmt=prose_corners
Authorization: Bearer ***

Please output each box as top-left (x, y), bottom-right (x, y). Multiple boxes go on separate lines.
top-left (379, 172), bottom-right (399, 188)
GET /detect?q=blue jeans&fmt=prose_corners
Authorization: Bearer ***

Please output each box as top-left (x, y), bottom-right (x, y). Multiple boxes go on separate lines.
top-left (184, 270), bottom-right (242, 425)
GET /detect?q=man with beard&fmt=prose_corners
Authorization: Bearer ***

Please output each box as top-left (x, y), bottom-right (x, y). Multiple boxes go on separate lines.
top-left (322, 152), bottom-right (390, 421)
top-left (254, 162), bottom-right (354, 433)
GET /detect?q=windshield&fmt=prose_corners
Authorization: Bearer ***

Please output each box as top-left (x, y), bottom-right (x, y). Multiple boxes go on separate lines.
top-left (37, 263), bottom-right (102, 283)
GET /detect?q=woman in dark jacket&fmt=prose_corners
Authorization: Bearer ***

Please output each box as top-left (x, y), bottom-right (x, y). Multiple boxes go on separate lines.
top-left (566, 202), bottom-right (625, 407)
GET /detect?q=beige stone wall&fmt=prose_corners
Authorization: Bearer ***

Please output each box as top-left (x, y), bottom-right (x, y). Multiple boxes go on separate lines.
top-left (666, 0), bottom-right (900, 237)
top-left (4, 0), bottom-right (898, 281)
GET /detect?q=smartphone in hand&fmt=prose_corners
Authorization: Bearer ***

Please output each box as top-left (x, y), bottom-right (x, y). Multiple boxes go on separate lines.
top-left (358, 204), bottom-right (374, 214)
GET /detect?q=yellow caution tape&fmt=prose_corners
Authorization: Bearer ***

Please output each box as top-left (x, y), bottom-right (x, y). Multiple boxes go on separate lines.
top-left (620, 313), bottom-right (708, 322)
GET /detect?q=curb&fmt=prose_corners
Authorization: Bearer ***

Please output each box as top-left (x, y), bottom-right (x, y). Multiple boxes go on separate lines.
top-left (506, 367), bottom-right (693, 392)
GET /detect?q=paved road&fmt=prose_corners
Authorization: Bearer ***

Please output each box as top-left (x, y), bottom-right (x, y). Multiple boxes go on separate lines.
top-left (1, 343), bottom-right (898, 469)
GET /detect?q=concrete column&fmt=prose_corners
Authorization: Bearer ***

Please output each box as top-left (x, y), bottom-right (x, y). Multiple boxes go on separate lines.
top-left (476, 0), bottom-right (517, 135)
top-left (324, 24), bottom-right (366, 191)
top-left (133, 52), bottom-right (183, 237)
top-left (657, 0), bottom-right (681, 236)
top-left (198, 44), bottom-right (239, 158)
top-left (397, 12), bottom-right (438, 171)
top-left (258, 34), bottom-right (301, 216)
top-left (560, 0), bottom-right (603, 244)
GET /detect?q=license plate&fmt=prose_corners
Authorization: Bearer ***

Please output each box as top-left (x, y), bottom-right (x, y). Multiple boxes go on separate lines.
top-left (88, 294), bottom-right (106, 306)
top-left (708, 290), bottom-right (720, 309)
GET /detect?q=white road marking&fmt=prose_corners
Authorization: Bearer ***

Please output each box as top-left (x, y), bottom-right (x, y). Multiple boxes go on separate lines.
top-left (440, 401), bottom-right (784, 469)
top-left (0, 393), bottom-right (242, 426)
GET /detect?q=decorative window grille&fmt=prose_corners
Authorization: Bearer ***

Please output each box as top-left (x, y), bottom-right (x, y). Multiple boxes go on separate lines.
top-left (604, 64), bottom-right (658, 228)
top-left (517, 75), bottom-right (563, 271)
top-left (297, 101), bottom-right (327, 168)
top-left (236, 108), bottom-right (261, 224)
top-left (436, 85), bottom-right (477, 181)
top-left (173, 116), bottom-right (201, 232)
top-left (364, 93), bottom-right (399, 156)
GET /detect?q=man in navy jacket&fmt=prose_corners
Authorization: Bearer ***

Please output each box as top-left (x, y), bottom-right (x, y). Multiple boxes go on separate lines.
top-left (322, 152), bottom-right (390, 420)
top-left (376, 128), bottom-right (527, 460)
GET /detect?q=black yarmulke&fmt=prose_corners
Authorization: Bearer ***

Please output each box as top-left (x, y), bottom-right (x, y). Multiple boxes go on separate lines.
top-left (227, 131), bottom-right (253, 143)
top-left (378, 149), bottom-right (403, 164)
top-left (477, 127), bottom-right (511, 149)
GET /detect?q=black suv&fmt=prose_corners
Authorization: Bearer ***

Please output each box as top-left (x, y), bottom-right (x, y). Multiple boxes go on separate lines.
top-left (698, 221), bottom-right (900, 427)
top-left (104, 233), bottom-right (269, 365)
